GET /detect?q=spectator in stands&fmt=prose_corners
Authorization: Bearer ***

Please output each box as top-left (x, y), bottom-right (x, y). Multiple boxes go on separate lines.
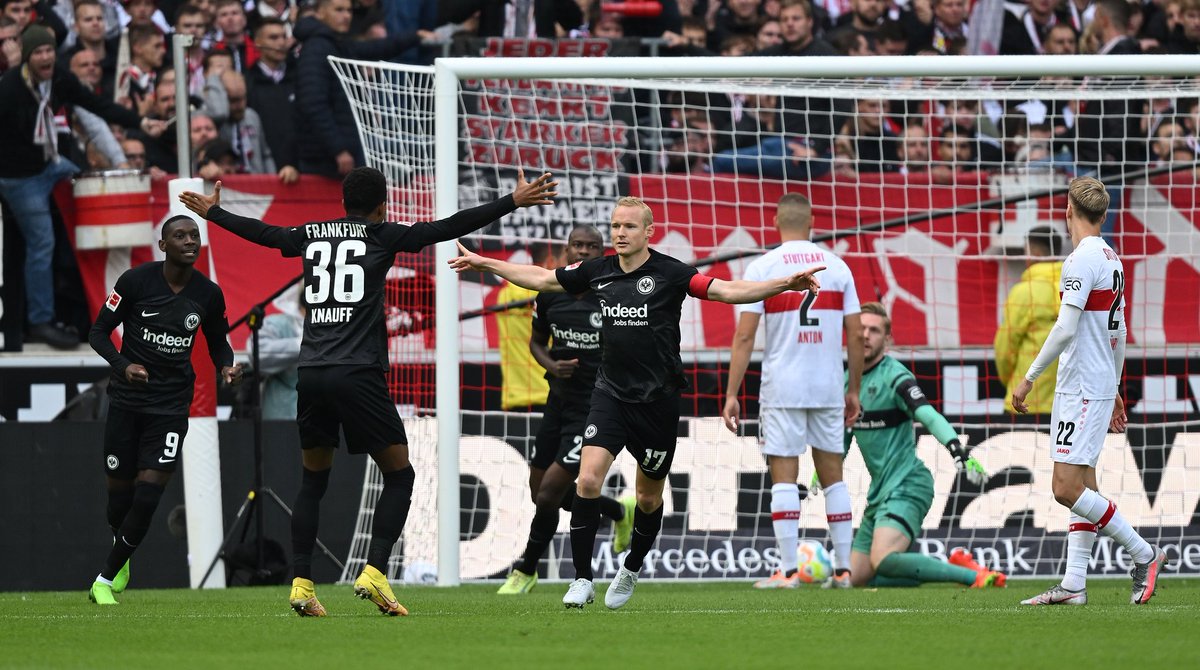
top-left (131, 77), bottom-right (179, 172)
top-left (756, 0), bottom-right (836, 56)
top-left (719, 32), bottom-right (758, 54)
top-left (175, 3), bottom-right (211, 96)
top-left (70, 1), bottom-right (118, 96)
top-left (212, 0), bottom-right (256, 72)
top-left (592, 11), bottom-right (625, 38)
top-left (1150, 118), bottom-right (1192, 164)
top-left (191, 111), bottom-right (219, 149)
top-left (350, 0), bottom-right (386, 38)
top-left (755, 17), bottom-right (784, 50)
top-left (1000, 0), bottom-right (1066, 54)
top-left (1, 0), bottom-right (32, 30)
top-left (712, 0), bottom-right (766, 49)
top-left (119, 24), bottom-right (165, 114)
top-left (0, 16), bottom-right (19, 73)
top-left (123, 0), bottom-right (161, 28)
top-left (826, 0), bottom-right (887, 50)
top-left (994, 225), bottom-right (1064, 415)
top-left (830, 28), bottom-right (872, 54)
top-left (910, 0), bottom-right (968, 53)
top-left (833, 98), bottom-right (900, 177)
top-left (1171, 0), bottom-right (1200, 52)
top-left (937, 124), bottom-right (975, 168)
top-left (942, 98), bottom-right (1005, 166)
top-left (247, 16), bottom-right (299, 183)
top-left (662, 15), bottom-right (717, 54)
top-left (0, 25), bottom-right (164, 349)
top-left (257, 0), bottom-right (300, 28)
top-left (215, 69), bottom-right (277, 175)
top-left (897, 123), bottom-right (953, 183)
top-left (1043, 21), bottom-right (1079, 53)
top-left (121, 136), bottom-right (147, 171)
top-left (293, 0), bottom-right (428, 177)
top-left (253, 283), bottom-right (305, 420)
top-left (875, 19), bottom-right (908, 55)
top-left (460, 0), bottom-right (585, 38)
top-left (68, 47), bottom-right (128, 168)
top-left (661, 116), bottom-right (715, 173)
top-left (196, 137), bottom-right (242, 178)
top-left (5, 0), bottom-right (67, 45)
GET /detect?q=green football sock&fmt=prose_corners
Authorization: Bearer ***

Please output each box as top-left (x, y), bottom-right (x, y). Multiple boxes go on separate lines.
top-left (867, 574), bottom-right (920, 587)
top-left (877, 552), bottom-right (976, 586)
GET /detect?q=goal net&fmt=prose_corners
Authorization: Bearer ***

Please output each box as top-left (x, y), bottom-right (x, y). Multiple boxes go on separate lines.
top-left (331, 52), bottom-right (1200, 585)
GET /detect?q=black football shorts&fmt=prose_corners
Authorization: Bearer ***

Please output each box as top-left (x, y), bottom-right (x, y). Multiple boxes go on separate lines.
top-left (583, 390), bottom-right (680, 481)
top-left (103, 406), bottom-right (190, 478)
top-left (297, 365), bottom-right (407, 454)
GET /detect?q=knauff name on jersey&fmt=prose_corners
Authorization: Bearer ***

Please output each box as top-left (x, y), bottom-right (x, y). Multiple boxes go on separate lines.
top-left (310, 306), bottom-right (355, 324)
top-left (304, 222), bottom-right (368, 239)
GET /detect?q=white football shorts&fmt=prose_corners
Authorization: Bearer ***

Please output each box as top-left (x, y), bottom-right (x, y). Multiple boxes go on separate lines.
top-left (759, 406), bottom-right (844, 457)
top-left (1049, 392), bottom-right (1115, 467)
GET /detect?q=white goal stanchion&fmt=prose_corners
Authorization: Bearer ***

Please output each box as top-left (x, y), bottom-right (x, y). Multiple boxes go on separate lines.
top-left (332, 53), bottom-right (1200, 585)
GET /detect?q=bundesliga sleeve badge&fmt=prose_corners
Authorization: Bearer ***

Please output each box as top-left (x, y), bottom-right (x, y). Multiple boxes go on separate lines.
top-left (105, 290), bottom-right (123, 311)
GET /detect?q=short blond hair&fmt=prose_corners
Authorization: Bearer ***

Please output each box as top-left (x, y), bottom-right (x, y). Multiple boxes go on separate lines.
top-left (860, 301), bottom-right (891, 334)
top-left (1068, 176), bottom-right (1109, 224)
top-left (614, 196), bottom-right (653, 227)
top-left (776, 192), bottom-right (812, 231)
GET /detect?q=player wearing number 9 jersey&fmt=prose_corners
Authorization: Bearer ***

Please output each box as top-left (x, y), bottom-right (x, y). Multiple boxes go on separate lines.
top-left (1014, 176), bottom-right (1167, 607)
top-left (180, 167), bottom-right (558, 617)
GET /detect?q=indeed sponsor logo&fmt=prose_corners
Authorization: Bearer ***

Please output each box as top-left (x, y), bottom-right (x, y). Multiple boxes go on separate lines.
top-left (142, 329), bottom-right (193, 348)
top-left (551, 325), bottom-right (600, 345)
top-left (601, 302), bottom-right (647, 319)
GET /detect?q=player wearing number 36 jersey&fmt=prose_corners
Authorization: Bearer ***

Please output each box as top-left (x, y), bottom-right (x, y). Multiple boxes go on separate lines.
top-left (1013, 177), bottom-right (1167, 607)
top-left (180, 167), bottom-right (558, 617)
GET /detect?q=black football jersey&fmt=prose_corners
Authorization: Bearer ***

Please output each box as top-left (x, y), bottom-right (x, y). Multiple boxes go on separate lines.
top-left (89, 262), bottom-right (235, 415)
top-left (207, 196), bottom-right (515, 369)
top-left (532, 290), bottom-right (603, 397)
top-left (555, 249), bottom-right (705, 403)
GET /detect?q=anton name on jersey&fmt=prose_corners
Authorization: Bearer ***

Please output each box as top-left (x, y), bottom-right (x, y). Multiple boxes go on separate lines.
top-left (310, 306), bottom-right (355, 323)
top-left (797, 330), bottom-right (823, 343)
top-left (600, 301), bottom-right (648, 326)
top-left (551, 324), bottom-right (600, 348)
top-left (304, 222), bottom-right (368, 239)
top-left (142, 328), bottom-right (193, 354)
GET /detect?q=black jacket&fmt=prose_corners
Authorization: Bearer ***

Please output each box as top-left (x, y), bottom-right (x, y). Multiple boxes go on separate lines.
top-left (292, 16), bottom-right (420, 175)
top-left (0, 64), bottom-right (141, 178)
top-left (246, 59), bottom-right (298, 170)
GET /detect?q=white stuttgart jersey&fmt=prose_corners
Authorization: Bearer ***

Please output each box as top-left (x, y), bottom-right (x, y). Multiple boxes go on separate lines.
top-left (739, 240), bottom-right (860, 408)
top-left (1057, 235), bottom-right (1125, 399)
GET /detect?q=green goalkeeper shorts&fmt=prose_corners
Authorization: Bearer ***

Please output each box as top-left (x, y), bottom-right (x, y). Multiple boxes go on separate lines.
top-left (852, 469), bottom-right (935, 555)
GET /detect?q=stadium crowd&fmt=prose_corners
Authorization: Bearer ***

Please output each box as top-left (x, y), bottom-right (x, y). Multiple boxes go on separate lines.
top-left (1, 0), bottom-right (1196, 350)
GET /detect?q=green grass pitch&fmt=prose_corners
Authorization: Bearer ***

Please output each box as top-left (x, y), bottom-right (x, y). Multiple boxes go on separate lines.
top-left (1, 580), bottom-right (1196, 669)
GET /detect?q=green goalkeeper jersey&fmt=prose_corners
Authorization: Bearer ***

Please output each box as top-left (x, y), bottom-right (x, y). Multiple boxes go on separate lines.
top-left (845, 355), bottom-right (960, 505)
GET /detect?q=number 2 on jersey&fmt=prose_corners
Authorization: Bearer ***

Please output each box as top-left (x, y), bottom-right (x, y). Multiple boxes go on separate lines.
top-left (797, 291), bottom-right (819, 327)
top-left (1107, 269), bottom-right (1124, 331)
top-left (306, 240), bottom-right (366, 305)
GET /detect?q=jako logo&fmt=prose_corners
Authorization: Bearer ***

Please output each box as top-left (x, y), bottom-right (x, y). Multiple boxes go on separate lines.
top-left (601, 302), bottom-right (647, 319)
top-left (1057, 448), bottom-right (1071, 454)
top-left (143, 329), bottom-right (193, 347)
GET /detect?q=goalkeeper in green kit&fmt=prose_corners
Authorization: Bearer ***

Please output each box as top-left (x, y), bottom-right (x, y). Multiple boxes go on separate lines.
top-left (834, 302), bottom-right (1007, 588)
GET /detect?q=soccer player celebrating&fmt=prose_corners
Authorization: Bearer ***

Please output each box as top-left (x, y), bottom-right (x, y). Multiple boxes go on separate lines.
top-left (180, 166), bottom-right (557, 616)
top-left (721, 193), bottom-right (864, 589)
top-left (498, 225), bottom-right (635, 595)
top-left (449, 196), bottom-right (824, 610)
top-left (87, 215), bottom-right (243, 605)
top-left (845, 302), bottom-right (1002, 589)
top-left (1014, 177), bottom-right (1168, 606)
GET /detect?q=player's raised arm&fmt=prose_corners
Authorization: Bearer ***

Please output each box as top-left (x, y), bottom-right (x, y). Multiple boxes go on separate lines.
top-left (448, 241), bottom-right (566, 293)
top-left (178, 181), bottom-right (298, 253)
top-left (705, 265), bottom-right (825, 304)
top-left (405, 168), bottom-right (558, 250)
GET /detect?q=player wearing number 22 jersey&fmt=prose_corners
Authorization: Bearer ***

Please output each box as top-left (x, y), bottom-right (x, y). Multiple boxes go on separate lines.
top-left (1014, 177), bottom-right (1166, 607)
top-left (182, 167), bottom-right (558, 617)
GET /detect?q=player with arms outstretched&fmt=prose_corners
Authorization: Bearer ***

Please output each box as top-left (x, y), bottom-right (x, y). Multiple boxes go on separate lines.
top-left (845, 302), bottom-right (1004, 589)
top-left (498, 225), bottom-right (634, 595)
top-left (1015, 177), bottom-right (1168, 606)
top-left (87, 215), bottom-right (243, 605)
top-left (722, 193), bottom-right (864, 589)
top-left (180, 167), bottom-right (557, 616)
top-left (451, 196), bottom-right (824, 610)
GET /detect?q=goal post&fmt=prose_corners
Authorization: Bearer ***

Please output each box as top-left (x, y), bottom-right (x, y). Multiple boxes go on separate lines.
top-left (332, 53), bottom-right (1200, 586)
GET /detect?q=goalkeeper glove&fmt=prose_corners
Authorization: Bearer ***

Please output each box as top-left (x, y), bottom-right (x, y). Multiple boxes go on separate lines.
top-left (947, 439), bottom-right (988, 487)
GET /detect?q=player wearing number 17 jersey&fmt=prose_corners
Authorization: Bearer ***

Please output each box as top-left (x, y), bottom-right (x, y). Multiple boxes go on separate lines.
top-left (450, 196), bottom-right (824, 611)
top-left (180, 167), bottom-right (558, 616)
top-left (721, 193), bottom-right (863, 589)
top-left (1014, 177), bottom-right (1167, 606)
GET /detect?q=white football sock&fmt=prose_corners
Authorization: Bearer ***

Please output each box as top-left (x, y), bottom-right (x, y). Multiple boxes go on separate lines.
top-left (94, 574), bottom-right (113, 586)
top-left (1060, 514), bottom-right (1096, 592)
top-left (1070, 488), bottom-right (1153, 564)
top-left (823, 481), bottom-right (853, 572)
top-left (770, 483), bottom-right (801, 574)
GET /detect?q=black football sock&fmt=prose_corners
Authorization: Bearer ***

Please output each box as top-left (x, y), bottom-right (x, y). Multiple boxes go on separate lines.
top-left (569, 495), bottom-right (601, 581)
top-left (517, 501), bottom-right (561, 575)
top-left (291, 467), bottom-right (330, 580)
top-left (623, 503), bottom-right (664, 573)
top-left (367, 465), bottom-right (415, 573)
top-left (106, 487), bottom-right (135, 537)
top-left (101, 481), bottom-right (164, 580)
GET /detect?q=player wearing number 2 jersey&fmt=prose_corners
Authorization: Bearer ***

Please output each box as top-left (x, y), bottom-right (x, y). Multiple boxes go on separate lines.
top-left (1013, 177), bottom-right (1167, 606)
top-left (721, 193), bottom-right (864, 590)
top-left (180, 167), bottom-right (558, 617)
top-left (450, 196), bottom-right (824, 611)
